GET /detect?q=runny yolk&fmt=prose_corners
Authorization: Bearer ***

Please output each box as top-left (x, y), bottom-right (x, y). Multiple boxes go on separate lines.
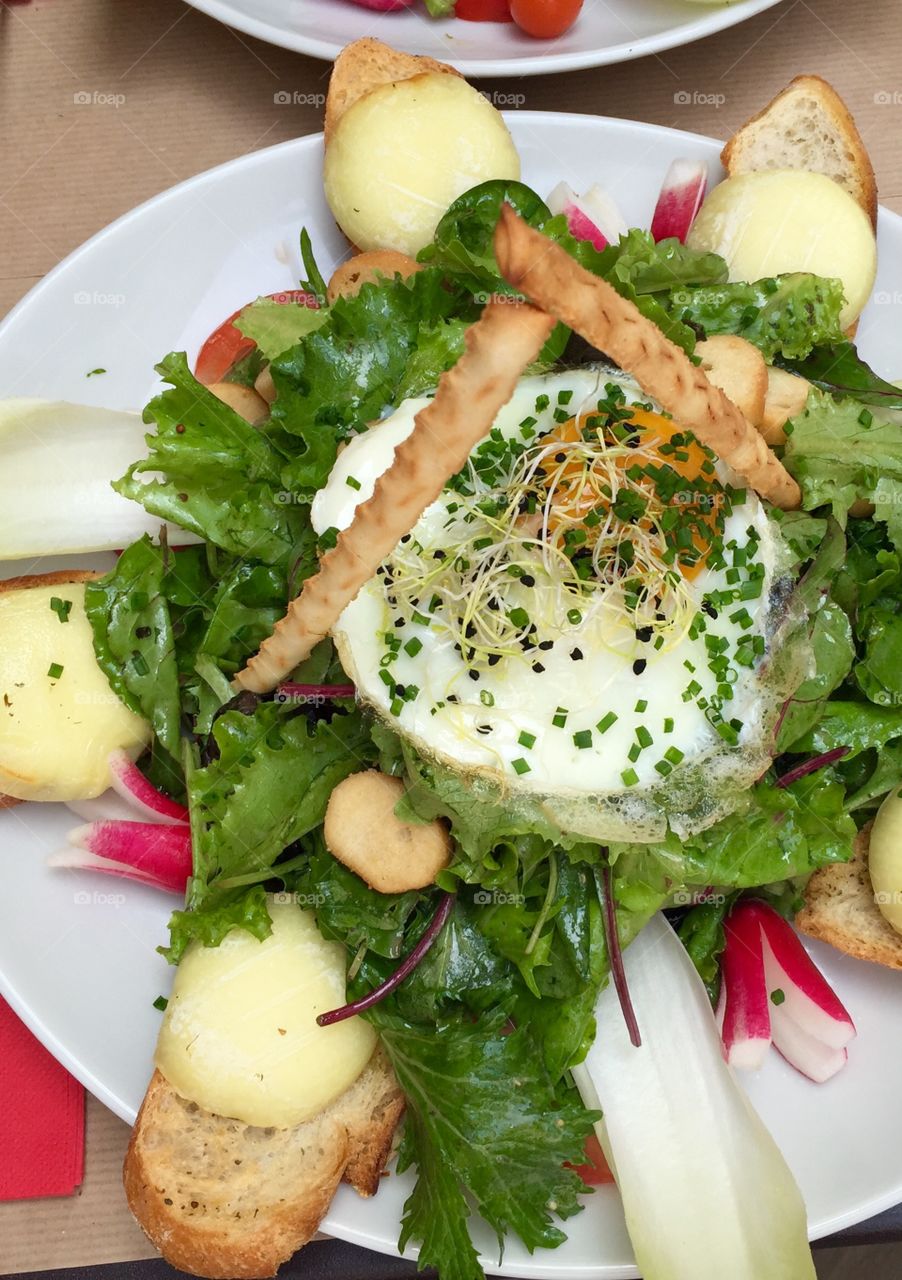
top-left (537, 409), bottom-right (719, 579)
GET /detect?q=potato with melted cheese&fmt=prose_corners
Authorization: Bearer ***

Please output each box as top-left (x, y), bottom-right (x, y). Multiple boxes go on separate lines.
top-left (323, 72), bottom-right (521, 257)
top-left (0, 573), bottom-right (150, 802)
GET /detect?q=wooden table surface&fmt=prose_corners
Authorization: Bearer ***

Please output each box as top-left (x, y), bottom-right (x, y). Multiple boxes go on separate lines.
top-left (2, 0), bottom-right (902, 1271)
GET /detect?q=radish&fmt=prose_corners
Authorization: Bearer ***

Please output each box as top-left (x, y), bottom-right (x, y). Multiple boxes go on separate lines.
top-left (717, 906), bottom-right (772, 1070)
top-left (546, 181), bottom-right (627, 251)
top-left (719, 900), bottom-right (855, 1084)
top-left (66, 789), bottom-right (141, 825)
top-left (650, 158), bottom-right (708, 243)
top-left (51, 820), bottom-right (192, 894)
top-left (107, 749), bottom-right (190, 825)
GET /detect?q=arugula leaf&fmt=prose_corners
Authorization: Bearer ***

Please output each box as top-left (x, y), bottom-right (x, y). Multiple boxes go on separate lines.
top-left (787, 701), bottom-right (902, 757)
top-left (854, 609), bottom-right (902, 708)
top-left (418, 179), bottom-right (553, 288)
top-left (186, 700), bottom-right (374, 914)
top-left (84, 535), bottom-right (181, 755)
top-left (781, 341), bottom-right (902, 408)
top-left (846, 741), bottom-right (902, 811)
top-left (676, 893), bottom-right (736, 1003)
top-left (372, 1008), bottom-right (597, 1280)
top-left (670, 274), bottom-right (845, 360)
top-left (118, 353), bottom-right (309, 567)
top-left (770, 509), bottom-right (829, 564)
top-left (234, 296), bottom-right (327, 360)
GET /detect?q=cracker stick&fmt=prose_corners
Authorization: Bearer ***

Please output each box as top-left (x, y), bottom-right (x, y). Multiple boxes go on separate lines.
top-left (235, 299), bottom-right (556, 693)
top-left (494, 204), bottom-right (801, 510)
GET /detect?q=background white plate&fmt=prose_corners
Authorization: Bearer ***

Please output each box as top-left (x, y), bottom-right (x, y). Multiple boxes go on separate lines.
top-left (184, 0), bottom-right (786, 77)
top-left (1, 115), bottom-right (902, 1277)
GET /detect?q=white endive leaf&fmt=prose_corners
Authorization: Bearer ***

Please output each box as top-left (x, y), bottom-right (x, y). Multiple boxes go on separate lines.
top-left (0, 398), bottom-right (201, 558)
top-left (572, 913), bottom-right (815, 1280)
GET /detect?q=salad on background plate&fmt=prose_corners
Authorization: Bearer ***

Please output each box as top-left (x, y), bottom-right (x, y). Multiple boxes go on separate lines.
top-left (3, 40), bottom-right (902, 1280)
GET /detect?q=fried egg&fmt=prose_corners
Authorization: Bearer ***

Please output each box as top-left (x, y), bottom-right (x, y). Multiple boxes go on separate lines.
top-left (311, 368), bottom-right (800, 840)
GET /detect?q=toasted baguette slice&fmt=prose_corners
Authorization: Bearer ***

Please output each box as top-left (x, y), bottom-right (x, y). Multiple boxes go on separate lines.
top-left (324, 37), bottom-right (460, 145)
top-left (721, 75), bottom-right (877, 230)
top-left (797, 823), bottom-right (902, 969)
top-left (0, 793), bottom-right (21, 809)
top-left (124, 1049), bottom-right (405, 1280)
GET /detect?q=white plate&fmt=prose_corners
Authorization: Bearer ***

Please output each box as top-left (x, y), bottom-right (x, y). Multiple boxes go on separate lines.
top-left (185, 0), bottom-right (785, 77)
top-left (1, 115), bottom-right (902, 1278)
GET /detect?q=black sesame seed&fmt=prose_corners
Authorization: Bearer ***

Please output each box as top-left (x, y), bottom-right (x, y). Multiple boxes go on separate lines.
top-left (395, 684), bottom-right (406, 697)
top-left (395, 617), bottom-right (405, 628)
top-left (487, 653), bottom-right (502, 667)
top-left (538, 640), bottom-right (553, 651)
top-left (433, 549), bottom-right (446, 560)
top-left (468, 669), bottom-right (480, 681)
top-left (476, 724), bottom-right (493, 735)
top-left (555, 451), bottom-right (567, 463)
top-left (702, 601), bottom-right (719, 619)
top-left (447, 694), bottom-right (459, 704)
top-left (570, 648), bottom-right (584, 661)
top-left (532, 662), bottom-right (545, 673)
top-left (635, 626), bottom-right (653, 643)
top-left (632, 659), bottom-right (647, 675)
top-left (520, 574), bottom-right (536, 588)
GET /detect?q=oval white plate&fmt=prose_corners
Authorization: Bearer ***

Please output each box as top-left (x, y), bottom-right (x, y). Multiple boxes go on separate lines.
top-left (1, 115), bottom-right (902, 1278)
top-left (185, 0), bottom-right (785, 77)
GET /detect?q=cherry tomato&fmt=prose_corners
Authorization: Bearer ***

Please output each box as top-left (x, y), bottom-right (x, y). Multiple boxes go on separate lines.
top-left (568, 1132), bottom-right (616, 1186)
top-left (456, 0), bottom-right (513, 21)
top-left (194, 289), bottom-right (319, 385)
top-left (509, 0), bottom-right (581, 38)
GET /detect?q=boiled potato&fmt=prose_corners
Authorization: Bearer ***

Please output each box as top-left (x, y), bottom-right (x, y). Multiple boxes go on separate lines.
top-left (687, 170), bottom-right (877, 329)
top-left (0, 576), bottom-right (150, 801)
top-left (324, 72), bottom-right (520, 257)
top-left (155, 898), bottom-right (376, 1128)
top-left (868, 788), bottom-right (902, 936)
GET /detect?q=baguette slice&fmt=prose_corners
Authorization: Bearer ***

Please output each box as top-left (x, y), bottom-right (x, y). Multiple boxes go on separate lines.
top-left (124, 1049), bottom-right (405, 1280)
top-left (797, 823), bottom-right (902, 969)
top-left (721, 75), bottom-right (877, 230)
top-left (324, 37), bottom-right (460, 145)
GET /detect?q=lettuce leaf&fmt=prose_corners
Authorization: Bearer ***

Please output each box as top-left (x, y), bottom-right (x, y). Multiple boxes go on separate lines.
top-left (117, 352), bottom-right (310, 568)
top-left (234, 296), bottom-right (326, 360)
top-left (84, 535), bottom-right (182, 755)
top-left (670, 273), bottom-right (845, 359)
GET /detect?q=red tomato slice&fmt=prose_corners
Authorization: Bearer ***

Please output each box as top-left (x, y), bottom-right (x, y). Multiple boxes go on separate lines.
top-left (568, 1132), bottom-right (615, 1186)
top-left (456, 0), bottom-right (512, 19)
top-left (194, 289), bottom-right (319, 385)
top-left (509, 0), bottom-right (581, 38)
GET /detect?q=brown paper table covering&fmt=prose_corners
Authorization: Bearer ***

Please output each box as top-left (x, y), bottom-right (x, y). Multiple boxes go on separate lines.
top-left (2, 0), bottom-right (902, 1270)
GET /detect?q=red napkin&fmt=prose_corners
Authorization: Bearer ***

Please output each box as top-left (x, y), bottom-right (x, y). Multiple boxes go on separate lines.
top-left (0, 996), bottom-right (85, 1200)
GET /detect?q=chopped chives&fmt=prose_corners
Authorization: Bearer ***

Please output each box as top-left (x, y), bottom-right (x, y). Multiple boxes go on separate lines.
top-left (518, 730), bottom-right (536, 749)
top-left (573, 729), bottom-right (593, 749)
top-left (597, 711), bottom-right (618, 734)
top-left (404, 637), bottom-right (423, 657)
top-left (511, 757), bottom-right (531, 776)
top-left (621, 767), bottom-right (639, 787)
top-left (47, 662), bottom-right (64, 680)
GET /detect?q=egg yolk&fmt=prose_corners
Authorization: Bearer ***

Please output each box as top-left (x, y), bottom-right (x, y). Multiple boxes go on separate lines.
top-left (538, 409), bottom-right (720, 580)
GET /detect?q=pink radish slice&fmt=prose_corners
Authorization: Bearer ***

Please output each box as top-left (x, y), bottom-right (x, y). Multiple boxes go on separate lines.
top-left (650, 158), bottom-right (708, 243)
top-left (66, 791), bottom-right (141, 825)
top-left (748, 902), bottom-right (856, 1049)
top-left (546, 182), bottom-right (626, 252)
top-left (56, 821), bottom-right (192, 893)
top-left (770, 1011), bottom-right (849, 1084)
top-left (718, 906), bottom-right (772, 1070)
top-left (108, 750), bottom-right (190, 825)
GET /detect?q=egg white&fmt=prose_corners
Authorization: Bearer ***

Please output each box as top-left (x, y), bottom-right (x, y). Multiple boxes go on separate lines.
top-left (312, 369), bottom-right (795, 833)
